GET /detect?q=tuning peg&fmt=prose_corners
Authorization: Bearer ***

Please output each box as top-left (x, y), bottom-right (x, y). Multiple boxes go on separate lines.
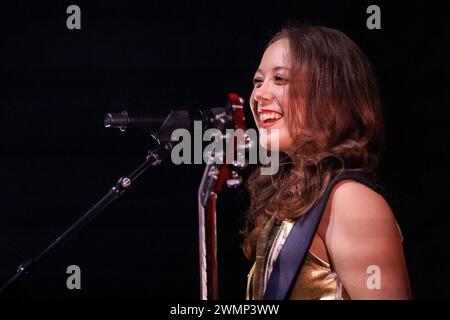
top-left (243, 135), bottom-right (254, 150)
top-left (226, 177), bottom-right (243, 188)
top-left (231, 158), bottom-right (248, 169)
top-left (226, 170), bottom-right (243, 188)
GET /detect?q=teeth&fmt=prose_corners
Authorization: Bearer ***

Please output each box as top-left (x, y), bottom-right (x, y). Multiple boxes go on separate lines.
top-left (259, 112), bottom-right (282, 122)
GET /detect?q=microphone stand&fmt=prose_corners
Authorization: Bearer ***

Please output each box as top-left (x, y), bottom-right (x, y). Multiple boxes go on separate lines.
top-left (0, 141), bottom-right (173, 298)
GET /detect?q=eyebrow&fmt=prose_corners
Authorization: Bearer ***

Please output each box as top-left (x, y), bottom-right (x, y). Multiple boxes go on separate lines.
top-left (256, 66), bottom-right (291, 74)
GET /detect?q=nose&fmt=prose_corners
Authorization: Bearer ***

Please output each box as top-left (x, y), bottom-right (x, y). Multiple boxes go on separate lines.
top-left (253, 85), bottom-right (274, 107)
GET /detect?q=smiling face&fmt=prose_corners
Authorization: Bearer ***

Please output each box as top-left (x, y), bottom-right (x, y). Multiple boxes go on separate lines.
top-left (250, 38), bottom-right (299, 154)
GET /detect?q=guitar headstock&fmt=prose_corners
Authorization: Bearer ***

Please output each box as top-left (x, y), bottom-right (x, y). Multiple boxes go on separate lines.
top-left (214, 93), bottom-right (248, 193)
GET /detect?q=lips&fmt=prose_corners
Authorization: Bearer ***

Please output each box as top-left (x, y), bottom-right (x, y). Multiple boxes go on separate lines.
top-left (257, 107), bottom-right (283, 128)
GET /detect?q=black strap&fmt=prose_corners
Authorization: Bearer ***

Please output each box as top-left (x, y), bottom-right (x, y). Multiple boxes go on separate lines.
top-left (263, 171), bottom-right (383, 300)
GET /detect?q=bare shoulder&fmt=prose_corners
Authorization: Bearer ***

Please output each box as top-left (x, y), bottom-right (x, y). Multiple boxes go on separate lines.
top-left (319, 179), bottom-right (398, 239)
top-left (330, 179), bottom-right (392, 218)
top-left (318, 179), bottom-right (412, 299)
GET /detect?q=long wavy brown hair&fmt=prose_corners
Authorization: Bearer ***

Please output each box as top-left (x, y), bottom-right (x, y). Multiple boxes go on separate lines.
top-left (242, 24), bottom-right (385, 261)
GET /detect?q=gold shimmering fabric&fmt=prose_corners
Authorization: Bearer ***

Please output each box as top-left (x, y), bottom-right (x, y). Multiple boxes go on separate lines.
top-left (250, 217), bottom-right (282, 300)
top-left (246, 218), bottom-right (350, 300)
top-left (288, 252), bottom-right (350, 300)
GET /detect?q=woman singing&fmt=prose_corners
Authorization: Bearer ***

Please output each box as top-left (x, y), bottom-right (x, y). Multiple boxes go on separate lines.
top-left (244, 24), bottom-right (411, 300)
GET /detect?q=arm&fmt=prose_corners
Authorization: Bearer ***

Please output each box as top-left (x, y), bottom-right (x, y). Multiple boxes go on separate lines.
top-left (320, 180), bottom-right (412, 299)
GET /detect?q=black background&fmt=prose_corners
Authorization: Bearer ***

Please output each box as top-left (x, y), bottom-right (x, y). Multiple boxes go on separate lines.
top-left (0, 0), bottom-right (449, 299)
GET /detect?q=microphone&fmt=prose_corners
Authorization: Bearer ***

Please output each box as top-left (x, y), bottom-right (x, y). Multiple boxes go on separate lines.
top-left (104, 111), bottom-right (165, 132)
top-left (104, 108), bottom-right (232, 141)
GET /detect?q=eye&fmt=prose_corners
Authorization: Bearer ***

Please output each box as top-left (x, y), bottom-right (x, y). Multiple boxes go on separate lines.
top-left (274, 75), bottom-right (288, 84)
top-left (252, 77), bottom-right (263, 88)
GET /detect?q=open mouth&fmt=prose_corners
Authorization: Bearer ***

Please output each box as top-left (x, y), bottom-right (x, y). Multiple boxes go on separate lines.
top-left (257, 108), bottom-right (283, 128)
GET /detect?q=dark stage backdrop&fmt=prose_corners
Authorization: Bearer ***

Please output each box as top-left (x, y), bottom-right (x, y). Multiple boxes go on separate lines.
top-left (0, 1), bottom-right (448, 299)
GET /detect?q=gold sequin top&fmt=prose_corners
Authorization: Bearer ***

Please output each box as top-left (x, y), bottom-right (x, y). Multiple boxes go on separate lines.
top-left (246, 219), bottom-right (350, 300)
